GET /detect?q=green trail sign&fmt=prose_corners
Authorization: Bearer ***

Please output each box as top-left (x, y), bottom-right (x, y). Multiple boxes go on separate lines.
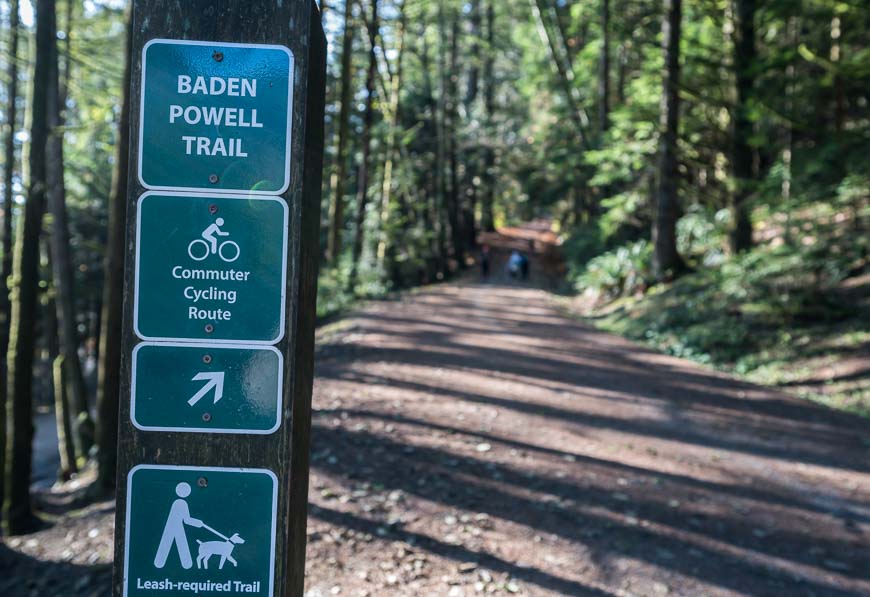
top-left (115, 2), bottom-right (326, 595)
top-left (134, 192), bottom-right (288, 344)
top-left (139, 40), bottom-right (294, 195)
top-left (123, 465), bottom-right (277, 597)
top-left (131, 343), bottom-right (283, 434)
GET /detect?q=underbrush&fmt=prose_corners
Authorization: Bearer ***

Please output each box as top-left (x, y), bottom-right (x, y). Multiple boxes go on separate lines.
top-left (573, 202), bottom-right (870, 416)
top-left (316, 258), bottom-right (390, 320)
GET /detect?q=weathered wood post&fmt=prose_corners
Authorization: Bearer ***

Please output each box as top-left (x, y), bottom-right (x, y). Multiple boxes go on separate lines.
top-left (112, 2), bottom-right (325, 596)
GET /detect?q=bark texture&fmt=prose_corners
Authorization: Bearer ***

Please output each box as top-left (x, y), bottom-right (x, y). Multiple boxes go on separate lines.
top-left (94, 6), bottom-right (133, 496)
top-left (652, 0), bottom-right (686, 280)
top-left (327, 0), bottom-right (356, 263)
top-left (480, 0), bottom-right (496, 233)
top-left (46, 0), bottom-right (95, 462)
top-left (5, 0), bottom-right (53, 535)
top-left (348, 0), bottom-right (379, 291)
top-left (598, 0), bottom-right (610, 133)
top-left (0, 0), bottom-right (21, 532)
top-left (730, 0), bottom-right (756, 253)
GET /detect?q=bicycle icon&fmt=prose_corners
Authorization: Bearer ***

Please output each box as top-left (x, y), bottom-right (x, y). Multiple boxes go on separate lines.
top-left (187, 218), bottom-right (241, 263)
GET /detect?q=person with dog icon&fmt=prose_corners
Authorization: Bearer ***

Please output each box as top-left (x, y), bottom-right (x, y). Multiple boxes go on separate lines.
top-left (153, 482), bottom-right (204, 569)
top-left (153, 481), bottom-right (246, 571)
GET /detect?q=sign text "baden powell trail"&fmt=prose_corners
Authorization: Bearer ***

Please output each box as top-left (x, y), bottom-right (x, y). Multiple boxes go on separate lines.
top-left (139, 40), bottom-right (294, 195)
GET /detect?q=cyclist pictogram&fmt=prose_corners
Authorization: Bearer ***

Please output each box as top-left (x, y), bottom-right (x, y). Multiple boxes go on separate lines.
top-left (188, 218), bottom-right (241, 263)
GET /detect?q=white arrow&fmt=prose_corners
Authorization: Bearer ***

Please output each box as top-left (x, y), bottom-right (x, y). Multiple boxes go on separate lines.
top-left (188, 371), bottom-right (225, 407)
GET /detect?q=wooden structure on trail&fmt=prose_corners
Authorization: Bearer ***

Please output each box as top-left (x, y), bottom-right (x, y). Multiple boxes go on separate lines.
top-left (478, 220), bottom-right (566, 286)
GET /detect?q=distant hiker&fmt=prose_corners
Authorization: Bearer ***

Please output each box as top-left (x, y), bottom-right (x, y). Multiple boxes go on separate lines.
top-left (507, 250), bottom-right (524, 280)
top-left (521, 240), bottom-right (533, 281)
top-left (154, 482), bottom-right (205, 570)
top-left (480, 244), bottom-right (491, 279)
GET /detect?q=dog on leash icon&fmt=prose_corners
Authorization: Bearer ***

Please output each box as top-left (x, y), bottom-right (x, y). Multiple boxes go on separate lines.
top-left (153, 482), bottom-right (245, 570)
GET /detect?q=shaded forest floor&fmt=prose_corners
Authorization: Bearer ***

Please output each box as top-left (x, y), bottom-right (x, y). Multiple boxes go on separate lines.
top-left (574, 258), bottom-right (870, 418)
top-left (2, 278), bottom-right (869, 596)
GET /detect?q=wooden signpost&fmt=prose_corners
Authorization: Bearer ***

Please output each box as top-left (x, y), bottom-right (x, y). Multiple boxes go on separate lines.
top-left (112, 2), bottom-right (326, 596)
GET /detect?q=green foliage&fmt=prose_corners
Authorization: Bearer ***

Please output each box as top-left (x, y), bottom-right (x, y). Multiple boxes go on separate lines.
top-left (590, 217), bottom-right (870, 415)
top-left (676, 207), bottom-right (729, 267)
top-left (561, 223), bottom-right (603, 269)
top-left (316, 267), bottom-right (357, 320)
top-left (2, 0), bottom-right (867, 421)
top-left (597, 190), bottom-right (650, 242)
top-left (574, 239), bottom-right (652, 299)
top-left (316, 255), bottom-right (390, 320)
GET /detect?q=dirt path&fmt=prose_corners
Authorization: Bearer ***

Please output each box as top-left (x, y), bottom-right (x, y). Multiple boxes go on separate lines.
top-left (304, 281), bottom-right (868, 596)
top-left (3, 280), bottom-right (869, 596)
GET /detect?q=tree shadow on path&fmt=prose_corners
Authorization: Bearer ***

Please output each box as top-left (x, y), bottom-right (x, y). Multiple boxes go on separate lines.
top-left (0, 543), bottom-right (111, 597)
top-left (312, 282), bottom-right (870, 595)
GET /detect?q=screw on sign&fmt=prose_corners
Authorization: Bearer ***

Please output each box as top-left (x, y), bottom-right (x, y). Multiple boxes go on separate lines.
top-left (113, 2), bottom-right (326, 596)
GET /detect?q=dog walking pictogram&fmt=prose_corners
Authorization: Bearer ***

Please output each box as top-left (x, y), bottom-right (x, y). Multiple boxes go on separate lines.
top-left (196, 530), bottom-right (245, 570)
top-left (153, 482), bottom-right (245, 570)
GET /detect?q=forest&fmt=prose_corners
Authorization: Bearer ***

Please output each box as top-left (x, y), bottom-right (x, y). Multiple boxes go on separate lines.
top-left (0, 0), bottom-right (868, 552)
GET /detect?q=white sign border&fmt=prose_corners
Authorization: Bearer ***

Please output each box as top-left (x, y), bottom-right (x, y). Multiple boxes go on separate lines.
top-left (123, 464), bottom-right (278, 597)
top-left (133, 191), bottom-right (289, 346)
top-left (131, 342), bottom-right (284, 435)
top-left (137, 38), bottom-right (295, 196)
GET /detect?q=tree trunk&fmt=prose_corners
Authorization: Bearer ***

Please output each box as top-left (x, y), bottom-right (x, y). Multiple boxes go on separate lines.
top-left (529, 0), bottom-right (592, 150)
top-left (326, 0), bottom-right (355, 263)
top-left (598, 0), bottom-right (610, 133)
top-left (53, 356), bottom-right (77, 481)
top-left (43, 253), bottom-right (81, 468)
top-left (572, 185), bottom-right (588, 226)
top-left (46, 0), bottom-right (94, 462)
top-left (94, 6), bottom-right (133, 497)
top-left (616, 42), bottom-right (628, 104)
top-left (89, 296), bottom-right (101, 362)
top-left (730, 0), bottom-right (755, 253)
top-left (830, 16), bottom-right (844, 134)
top-left (0, 0), bottom-right (21, 531)
top-left (5, 0), bottom-right (53, 535)
top-left (782, 16), bottom-right (797, 246)
top-left (434, 2), bottom-right (451, 270)
top-left (436, 1), bottom-right (460, 266)
top-left (376, 0), bottom-right (407, 266)
top-left (59, 0), bottom-right (74, 103)
top-left (480, 0), bottom-right (496, 233)
top-left (446, 9), bottom-right (465, 266)
top-left (347, 0), bottom-right (378, 292)
top-left (652, 0), bottom-right (685, 280)
top-left (418, 27), bottom-right (447, 277)
top-left (435, 2), bottom-right (448, 256)
top-left (463, 0), bottom-right (482, 247)
top-left (465, 0), bottom-right (481, 111)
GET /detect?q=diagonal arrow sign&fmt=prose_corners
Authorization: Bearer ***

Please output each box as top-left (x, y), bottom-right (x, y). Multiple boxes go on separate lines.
top-left (188, 371), bottom-right (225, 407)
